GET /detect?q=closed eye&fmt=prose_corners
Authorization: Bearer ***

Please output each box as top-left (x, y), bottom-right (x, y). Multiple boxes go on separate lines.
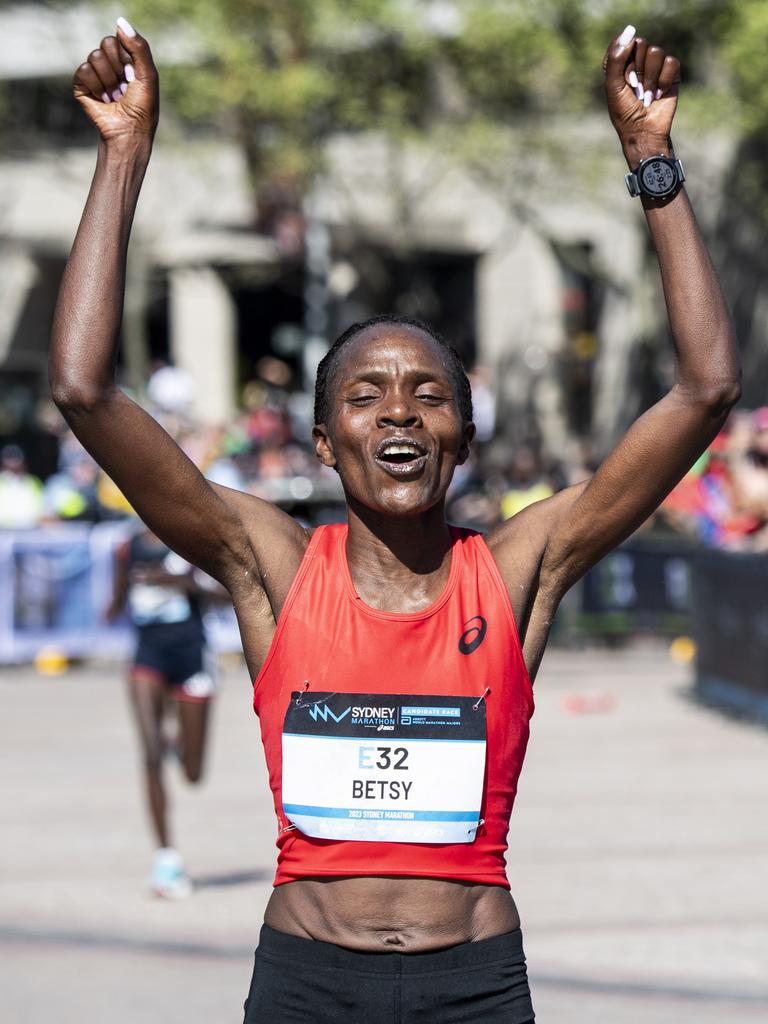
top-left (346, 393), bottom-right (379, 406)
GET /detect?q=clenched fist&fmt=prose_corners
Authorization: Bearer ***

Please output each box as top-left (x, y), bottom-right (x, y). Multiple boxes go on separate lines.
top-left (603, 25), bottom-right (681, 165)
top-left (73, 17), bottom-right (158, 146)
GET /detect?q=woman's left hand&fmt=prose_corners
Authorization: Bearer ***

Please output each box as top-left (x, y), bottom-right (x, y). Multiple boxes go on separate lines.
top-left (603, 26), bottom-right (681, 165)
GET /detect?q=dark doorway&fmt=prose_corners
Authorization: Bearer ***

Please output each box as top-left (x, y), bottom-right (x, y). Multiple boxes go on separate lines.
top-left (332, 246), bottom-right (477, 365)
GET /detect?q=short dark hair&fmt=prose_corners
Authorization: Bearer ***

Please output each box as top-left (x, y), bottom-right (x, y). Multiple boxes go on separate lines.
top-left (313, 314), bottom-right (473, 425)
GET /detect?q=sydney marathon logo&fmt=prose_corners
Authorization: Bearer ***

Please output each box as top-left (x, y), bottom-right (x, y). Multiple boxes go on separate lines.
top-left (309, 703), bottom-right (395, 729)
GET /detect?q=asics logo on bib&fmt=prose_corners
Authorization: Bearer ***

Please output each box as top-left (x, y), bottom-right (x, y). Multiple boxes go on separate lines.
top-left (459, 615), bottom-right (487, 655)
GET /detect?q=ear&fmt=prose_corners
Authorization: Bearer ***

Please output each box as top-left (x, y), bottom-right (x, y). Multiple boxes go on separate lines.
top-left (457, 422), bottom-right (476, 466)
top-left (312, 424), bottom-right (337, 468)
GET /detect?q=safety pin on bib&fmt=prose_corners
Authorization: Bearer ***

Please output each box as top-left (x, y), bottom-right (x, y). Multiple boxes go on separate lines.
top-left (467, 818), bottom-right (485, 836)
top-left (295, 681), bottom-right (310, 707)
top-left (472, 687), bottom-right (491, 711)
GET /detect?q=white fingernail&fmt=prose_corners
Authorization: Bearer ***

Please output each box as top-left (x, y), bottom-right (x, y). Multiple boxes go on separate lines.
top-left (628, 70), bottom-right (638, 89)
top-left (655, 88), bottom-right (663, 100)
top-left (120, 82), bottom-right (128, 95)
top-left (635, 82), bottom-right (644, 100)
top-left (101, 91), bottom-right (110, 103)
top-left (124, 63), bottom-right (135, 82)
top-left (112, 88), bottom-right (122, 102)
top-left (117, 16), bottom-right (136, 37)
top-left (643, 90), bottom-right (653, 108)
top-left (618, 25), bottom-right (636, 46)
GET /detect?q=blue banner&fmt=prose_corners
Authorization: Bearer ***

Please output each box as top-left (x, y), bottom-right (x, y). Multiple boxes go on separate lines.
top-left (0, 523), bottom-right (241, 664)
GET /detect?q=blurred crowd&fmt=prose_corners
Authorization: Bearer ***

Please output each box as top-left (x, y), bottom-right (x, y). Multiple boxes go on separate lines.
top-left (3, 359), bottom-right (768, 551)
top-left (0, 356), bottom-right (343, 530)
top-left (449, 406), bottom-right (768, 550)
top-left (658, 408), bottom-right (768, 550)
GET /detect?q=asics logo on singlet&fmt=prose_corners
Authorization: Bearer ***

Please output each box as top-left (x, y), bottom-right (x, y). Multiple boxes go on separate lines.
top-left (308, 704), bottom-right (351, 724)
top-left (458, 615), bottom-right (487, 655)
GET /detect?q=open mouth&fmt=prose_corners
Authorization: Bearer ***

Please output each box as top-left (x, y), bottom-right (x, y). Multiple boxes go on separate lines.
top-left (374, 438), bottom-right (428, 476)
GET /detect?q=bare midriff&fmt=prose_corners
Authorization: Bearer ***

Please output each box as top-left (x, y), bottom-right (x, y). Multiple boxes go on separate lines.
top-left (264, 876), bottom-right (521, 953)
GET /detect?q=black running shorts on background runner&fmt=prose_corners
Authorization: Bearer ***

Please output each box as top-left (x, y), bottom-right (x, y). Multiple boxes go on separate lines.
top-left (243, 925), bottom-right (535, 1023)
top-left (132, 618), bottom-right (209, 691)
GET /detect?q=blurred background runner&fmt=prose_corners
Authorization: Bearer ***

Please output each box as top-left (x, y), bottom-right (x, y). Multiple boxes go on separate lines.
top-left (106, 525), bottom-right (226, 898)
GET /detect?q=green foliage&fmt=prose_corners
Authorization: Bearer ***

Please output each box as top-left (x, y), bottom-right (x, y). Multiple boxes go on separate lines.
top-left (724, 0), bottom-right (768, 131)
top-left (125, 0), bottom-right (414, 183)
top-left (116, 0), bottom-right (753, 194)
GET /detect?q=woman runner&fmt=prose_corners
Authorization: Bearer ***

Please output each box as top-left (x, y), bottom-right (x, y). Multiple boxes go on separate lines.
top-left (106, 524), bottom-right (220, 898)
top-left (51, 18), bottom-right (739, 1023)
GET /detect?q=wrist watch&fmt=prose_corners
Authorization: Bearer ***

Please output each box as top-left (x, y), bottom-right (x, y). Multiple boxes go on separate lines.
top-left (625, 154), bottom-right (685, 200)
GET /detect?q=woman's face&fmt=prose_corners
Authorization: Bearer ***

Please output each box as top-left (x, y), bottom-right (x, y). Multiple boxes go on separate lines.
top-left (313, 325), bottom-right (474, 517)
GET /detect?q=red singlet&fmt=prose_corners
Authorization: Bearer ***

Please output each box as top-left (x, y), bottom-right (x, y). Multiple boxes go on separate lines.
top-left (253, 524), bottom-right (534, 888)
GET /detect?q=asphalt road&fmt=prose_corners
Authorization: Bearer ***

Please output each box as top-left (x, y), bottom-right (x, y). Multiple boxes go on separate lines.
top-left (2, 645), bottom-right (767, 1023)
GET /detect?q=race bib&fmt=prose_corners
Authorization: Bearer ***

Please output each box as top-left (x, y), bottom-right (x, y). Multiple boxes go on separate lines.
top-left (281, 692), bottom-right (487, 844)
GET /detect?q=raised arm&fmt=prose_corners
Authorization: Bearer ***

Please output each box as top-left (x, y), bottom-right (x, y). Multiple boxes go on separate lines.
top-left (489, 27), bottom-right (740, 666)
top-left (49, 21), bottom-right (305, 599)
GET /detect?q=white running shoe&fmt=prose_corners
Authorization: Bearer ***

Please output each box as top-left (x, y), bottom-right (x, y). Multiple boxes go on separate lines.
top-left (150, 847), bottom-right (192, 899)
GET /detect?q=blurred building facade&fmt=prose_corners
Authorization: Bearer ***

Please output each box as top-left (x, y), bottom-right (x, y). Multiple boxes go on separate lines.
top-left (0, 2), bottom-right (735, 473)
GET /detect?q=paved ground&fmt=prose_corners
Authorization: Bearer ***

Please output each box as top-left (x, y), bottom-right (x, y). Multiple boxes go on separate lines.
top-left (1, 645), bottom-right (767, 1023)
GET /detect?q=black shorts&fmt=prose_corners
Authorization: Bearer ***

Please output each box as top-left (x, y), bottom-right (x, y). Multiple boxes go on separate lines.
top-left (132, 621), bottom-right (215, 701)
top-left (243, 925), bottom-right (535, 1023)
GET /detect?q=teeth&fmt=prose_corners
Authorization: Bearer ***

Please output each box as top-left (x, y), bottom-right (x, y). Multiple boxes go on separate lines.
top-left (383, 445), bottom-right (419, 456)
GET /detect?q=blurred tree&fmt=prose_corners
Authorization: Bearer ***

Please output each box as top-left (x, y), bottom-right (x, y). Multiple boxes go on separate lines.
top-left (126, 0), bottom-right (428, 207)
top-left (121, 0), bottom-right (738, 191)
top-left (715, 0), bottom-right (768, 408)
top-left (115, 0), bottom-right (768, 415)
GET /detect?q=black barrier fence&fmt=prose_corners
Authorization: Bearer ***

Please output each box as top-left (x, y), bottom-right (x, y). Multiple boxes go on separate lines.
top-left (0, 526), bottom-right (697, 663)
top-left (567, 535), bottom-right (695, 640)
top-left (692, 549), bottom-right (768, 724)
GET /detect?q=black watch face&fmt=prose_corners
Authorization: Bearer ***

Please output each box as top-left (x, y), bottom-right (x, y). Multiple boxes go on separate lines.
top-left (639, 159), bottom-right (677, 196)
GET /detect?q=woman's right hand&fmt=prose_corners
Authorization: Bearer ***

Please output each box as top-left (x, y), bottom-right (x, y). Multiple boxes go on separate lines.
top-left (73, 18), bottom-right (158, 146)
